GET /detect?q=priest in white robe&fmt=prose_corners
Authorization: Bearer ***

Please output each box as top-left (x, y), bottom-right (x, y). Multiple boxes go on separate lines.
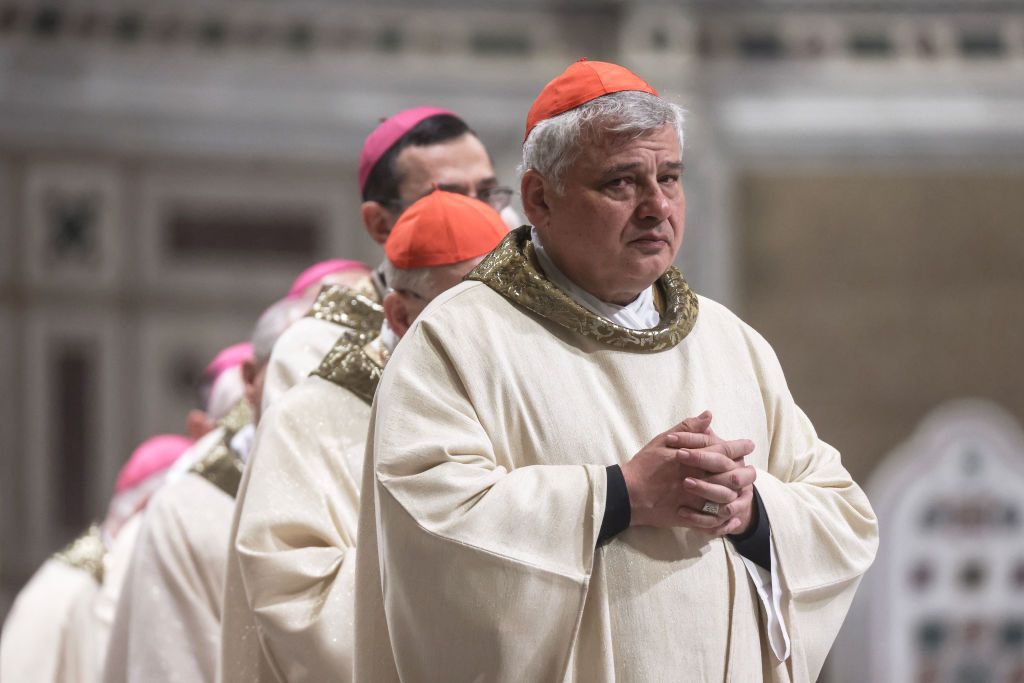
top-left (354, 60), bottom-right (879, 683)
top-left (1, 434), bottom-right (191, 683)
top-left (260, 106), bottom-right (514, 415)
top-left (98, 300), bottom-right (307, 683)
top-left (219, 190), bottom-right (508, 683)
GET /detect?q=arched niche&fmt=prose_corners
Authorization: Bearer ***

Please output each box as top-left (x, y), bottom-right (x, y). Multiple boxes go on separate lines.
top-left (832, 399), bottom-right (1024, 682)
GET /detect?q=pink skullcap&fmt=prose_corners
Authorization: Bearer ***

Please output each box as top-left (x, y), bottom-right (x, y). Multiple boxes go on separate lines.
top-left (115, 434), bottom-right (193, 494)
top-left (203, 342), bottom-right (254, 383)
top-left (358, 106), bottom-right (457, 195)
top-left (286, 259), bottom-right (368, 299)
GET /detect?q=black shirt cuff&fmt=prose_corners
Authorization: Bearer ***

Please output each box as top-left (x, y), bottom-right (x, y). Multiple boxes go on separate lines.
top-left (728, 486), bottom-right (771, 571)
top-left (598, 465), bottom-right (631, 545)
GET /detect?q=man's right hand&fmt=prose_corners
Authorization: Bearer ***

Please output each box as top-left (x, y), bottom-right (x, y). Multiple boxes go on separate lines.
top-left (620, 411), bottom-right (755, 534)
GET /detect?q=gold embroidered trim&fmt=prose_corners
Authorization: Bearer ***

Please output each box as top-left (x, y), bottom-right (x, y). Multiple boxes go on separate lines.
top-left (466, 227), bottom-right (699, 353)
top-left (311, 333), bottom-right (384, 406)
top-left (191, 436), bottom-right (244, 499)
top-left (305, 284), bottom-right (385, 334)
top-left (194, 398), bottom-right (252, 498)
top-left (217, 398), bottom-right (252, 435)
top-left (53, 524), bottom-right (105, 583)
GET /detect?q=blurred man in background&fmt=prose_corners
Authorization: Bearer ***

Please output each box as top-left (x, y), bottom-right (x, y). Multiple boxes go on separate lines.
top-left (1, 434), bottom-right (192, 683)
top-left (100, 296), bottom-right (308, 683)
top-left (220, 190), bottom-right (507, 683)
top-left (260, 106), bottom-right (513, 413)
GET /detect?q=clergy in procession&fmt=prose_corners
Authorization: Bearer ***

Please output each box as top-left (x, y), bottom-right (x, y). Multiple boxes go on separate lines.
top-left (1, 434), bottom-right (192, 683)
top-left (219, 190), bottom-right (507, 683)
top-left (354, 60), bottom-right (879, 682)
top-left (260, 106), bottom-right (513, 413)
top-left (99, 301), bottom-right (307, 683)
top-left (100, 342), bottom-right (254, 682)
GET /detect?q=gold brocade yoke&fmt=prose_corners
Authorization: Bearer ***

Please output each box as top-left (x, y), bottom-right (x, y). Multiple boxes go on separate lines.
top-left (311, 332), bottom-right (387, 406)
top-left (305, 280), bottom-right (385, 334)
top-left (53, 523), bottom-right (106, 583)
top-left (465, 226), bottom-right (699, 352)
top-left (190, 399), bottom-right (253, 499)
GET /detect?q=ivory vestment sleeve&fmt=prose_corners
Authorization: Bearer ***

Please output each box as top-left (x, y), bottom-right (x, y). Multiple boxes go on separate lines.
top-left (101, 474), bottom-right (234, 683)
top-left (358, 319), bottom-right (607, 683)
top-left (743, 332), bottom-right (879, 681)
top-left (1, 559), bottom-right (99, 683)
top-left (228, 376), bottom-right (367, 682)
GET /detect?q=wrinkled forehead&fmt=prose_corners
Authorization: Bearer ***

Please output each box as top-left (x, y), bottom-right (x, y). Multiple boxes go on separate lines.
top-left (572, 122), bottom-right (682, 171)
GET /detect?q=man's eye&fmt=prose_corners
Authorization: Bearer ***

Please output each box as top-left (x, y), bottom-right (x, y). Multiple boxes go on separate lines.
top-left (606, 177), bottom-right (631, 189)
top-left (659, 175), bottom-right (680, 185)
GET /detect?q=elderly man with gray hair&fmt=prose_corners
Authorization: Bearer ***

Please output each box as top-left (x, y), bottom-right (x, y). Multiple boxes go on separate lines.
top-left (354, 60), bottom-right (878, 682)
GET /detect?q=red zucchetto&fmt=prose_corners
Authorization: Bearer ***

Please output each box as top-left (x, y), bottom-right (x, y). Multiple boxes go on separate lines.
top-left (524, 58), bottom-right (658, 141)
top-left (384, 190), bottom-right (507, 269)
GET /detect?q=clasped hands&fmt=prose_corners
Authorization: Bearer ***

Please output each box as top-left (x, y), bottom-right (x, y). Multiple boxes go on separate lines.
top-left (620, 411), bottom-right (756, 536)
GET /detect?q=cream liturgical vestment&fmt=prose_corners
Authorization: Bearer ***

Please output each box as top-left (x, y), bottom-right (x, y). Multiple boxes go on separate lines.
top-left (260, 280), bottom-right (383, 416)
top-left (1, 526), bottom-right (105, 683)
top-left (101, 401), bottom-right (251, 683)
top-left (354, 228), bottom-right (878, 683)
top-left (220, 331), bottom-right (387, 683)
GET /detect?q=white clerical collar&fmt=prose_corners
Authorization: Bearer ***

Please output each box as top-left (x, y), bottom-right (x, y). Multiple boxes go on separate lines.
top-left (530, 227), bottom-right (660, 330)
top-left (365, 319), bottom-right (399, 366)
top-left (232, 423), bottom-right (256, 465)
top-left (377, 319), bottom-right (400, 355)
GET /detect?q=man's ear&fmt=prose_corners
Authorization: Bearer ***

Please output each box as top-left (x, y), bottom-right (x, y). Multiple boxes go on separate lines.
top-left (361, 201), bottom-right (394, 245)
top-left (520, 170), bottom-right (552, 229)
top-left (185, 409), bottom-right (214, 440)
top-left (241, 360), bottom-right (259, 407)
top-left (383, 291), bottom-right (413, 338)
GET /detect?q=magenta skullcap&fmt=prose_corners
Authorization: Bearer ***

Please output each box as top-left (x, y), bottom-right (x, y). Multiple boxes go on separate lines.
top-left (358, 106), bottom-right (457, 195)
top-left (203, 342), bottom-right (254, 384)
top-left (114, 434), bottom-right (193, 494)
top-left (286, 259), bottom-right (369, 299)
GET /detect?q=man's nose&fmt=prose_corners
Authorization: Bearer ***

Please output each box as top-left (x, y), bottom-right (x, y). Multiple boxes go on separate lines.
top-left (635, 181), bottom-right (673, 223)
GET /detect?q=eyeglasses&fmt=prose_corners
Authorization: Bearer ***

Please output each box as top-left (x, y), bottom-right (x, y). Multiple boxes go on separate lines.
top-left (385, 185), bottom-right (515, 214)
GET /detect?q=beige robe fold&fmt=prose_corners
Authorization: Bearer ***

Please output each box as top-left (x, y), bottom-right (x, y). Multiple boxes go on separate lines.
top-left (1, 557), bottom-right (100, 683)
top-left (221, 337), bottom-right (382, 683)
top-left (354, 282), bottom-right (878, 683)
top-left (100, 472), bottom-right (235, 683)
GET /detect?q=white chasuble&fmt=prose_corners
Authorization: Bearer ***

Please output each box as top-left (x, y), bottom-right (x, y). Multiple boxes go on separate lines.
top-left (260, 283), bottom-right (383, 415)
top-left (101, 411), bottom-right (248, 683)
top-left (1, 527), bottom-right (104, 683)
top-left (220, 333), bottom-right (385, 683)
top-left (354, 228), bottom-right (878, 683)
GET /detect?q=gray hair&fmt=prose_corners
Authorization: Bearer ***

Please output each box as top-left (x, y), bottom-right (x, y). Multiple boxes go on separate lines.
top-left (381, 257), bottom-right (482, 301)
top-left (521, 90), bottom-right (686, 192)
top-left (251, 297), bottom-right (309, 367)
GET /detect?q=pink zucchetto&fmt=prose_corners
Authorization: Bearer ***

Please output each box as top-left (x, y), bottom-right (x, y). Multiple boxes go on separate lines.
top-left (114, 434), bottom-right (193, 494)
top-left (358, 106), bottom-right (456, 195)
top-left (203, 342), bottom-right (254, 384)
top-left (286, 259), bottom-right (369, 300)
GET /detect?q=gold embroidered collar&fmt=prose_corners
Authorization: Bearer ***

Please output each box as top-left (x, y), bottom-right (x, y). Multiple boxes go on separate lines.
top-left (191, 399), bottom-right (251, 498)
top-left (466, 226), bottom-right (699, 352)
top-left (306, 284), bottom-right (385, 334)
top-left (312, 332), bottom-right (385, 406)
top-left (53, 524), bottom-right (105, 583)
top-left (191, 436), bottom-right (244, 498)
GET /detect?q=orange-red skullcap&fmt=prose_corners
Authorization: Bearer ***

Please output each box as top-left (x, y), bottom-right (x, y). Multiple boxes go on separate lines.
top-left (384, 190), bottom-right (507, 269)
top-left (524, 58), bottom-right (658, 141)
